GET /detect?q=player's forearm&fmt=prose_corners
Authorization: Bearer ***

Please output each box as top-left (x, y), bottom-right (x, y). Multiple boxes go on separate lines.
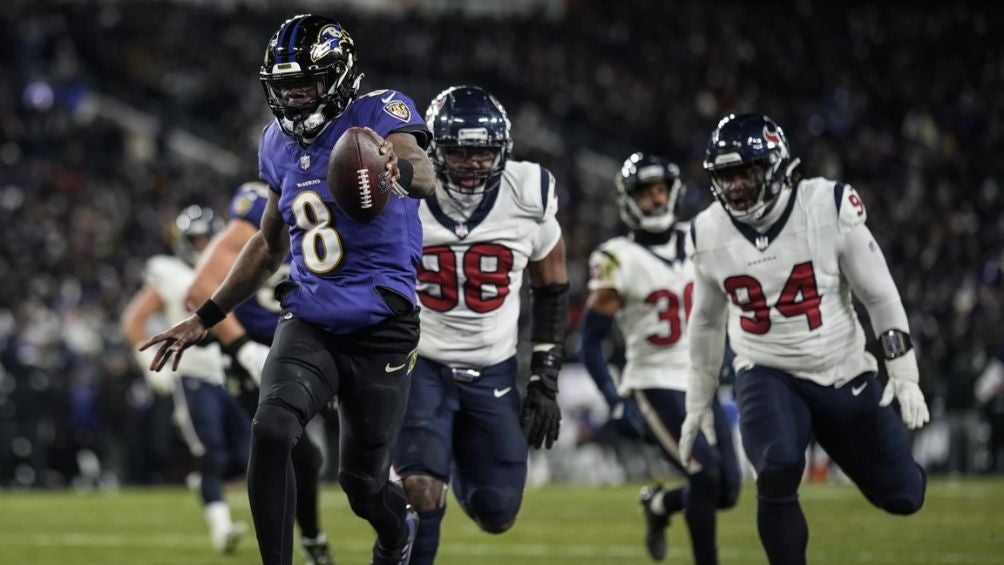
top-left (839, 224), bottom-right (910, 335)
top-left (391, 135), bottom-right (436, 198)
top-left (579, 309), bottom-right (619, 405)
top-left (210, 232), bottom-right (284, 314)
top-left (688, 271), bottom-right (729, 379)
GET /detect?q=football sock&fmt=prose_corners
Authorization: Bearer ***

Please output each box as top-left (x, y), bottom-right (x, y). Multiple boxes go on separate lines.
top-left (410, 506), bottom-right (446, 565)
top-left (757, 497), bottom-right (808, 565)
top-left (661, 486), bottom-right (687, 515)
top-left (291, 436), bottom-right (323, 539)
top-left (205, 500), bottom-right (233, 533)
top-left (684, 475), bottom-right (719, 565)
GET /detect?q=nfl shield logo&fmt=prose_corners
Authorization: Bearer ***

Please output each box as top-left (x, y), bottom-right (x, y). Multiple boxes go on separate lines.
top-left (756, 235), bottom-right (769, 251)
top-left (455, 223), bottom-right (469, 239)
top-left (300, 154), bottom-right (311, 170)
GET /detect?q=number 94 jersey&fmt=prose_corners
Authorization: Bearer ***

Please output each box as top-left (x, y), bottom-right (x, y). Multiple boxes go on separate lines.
top-left (690, 177), bottom-right (878, 387)
top-left (417, 160), bottom-right (561, 367)
top-left (588, 231), bottom-right (693, 392)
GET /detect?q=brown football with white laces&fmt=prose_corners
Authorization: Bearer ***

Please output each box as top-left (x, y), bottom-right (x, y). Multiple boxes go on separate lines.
top-left (327, 127), bottom-right (391, 224)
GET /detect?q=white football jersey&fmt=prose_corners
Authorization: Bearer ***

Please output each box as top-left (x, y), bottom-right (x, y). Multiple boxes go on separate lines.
top-left (588, 231), bottom-right (693, 392)
top-left (690, 177), bottom-right (878, 387)
top-left (417, 160), bottom-right (561, 367)
top-left (144, 255), bottom-right (226, 384)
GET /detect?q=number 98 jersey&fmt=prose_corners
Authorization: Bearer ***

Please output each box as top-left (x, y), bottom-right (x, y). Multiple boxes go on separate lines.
top-left (588, 231), bottom-right (693, 392)
top-left (417, 160), bottom-right (561, 367)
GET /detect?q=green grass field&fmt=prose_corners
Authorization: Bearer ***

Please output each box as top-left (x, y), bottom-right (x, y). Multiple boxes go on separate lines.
top-left (2, 478), bottom-right (1003, 564)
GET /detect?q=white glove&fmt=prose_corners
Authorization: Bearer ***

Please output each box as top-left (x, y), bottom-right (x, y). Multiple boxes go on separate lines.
top-left (135, 348), bottom-right (175, 395)
top-left (679, 367), bottom-right (718, 465)
top-left (234, 340), bottom-right (270, 386)
top-left (880, 349), bottom-right (930, 430)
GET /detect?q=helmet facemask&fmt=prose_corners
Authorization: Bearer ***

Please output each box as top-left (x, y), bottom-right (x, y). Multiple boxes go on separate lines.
top-left (435, 144), bottom-right (505, 197)
top-left (616, 154), bottom-right (682, 234)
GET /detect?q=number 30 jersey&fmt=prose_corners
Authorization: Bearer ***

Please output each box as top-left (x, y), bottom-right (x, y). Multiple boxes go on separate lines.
top-left (588, 231), bottom-right (693, 392)
top-left (690, 177), bottom-right (878, 387)
top-left (417, 160), bottom-right (561, 368)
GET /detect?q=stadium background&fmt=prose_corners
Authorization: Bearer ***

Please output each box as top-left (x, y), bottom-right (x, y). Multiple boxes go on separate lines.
top-left (1, 0), bottom-right (1004, 561)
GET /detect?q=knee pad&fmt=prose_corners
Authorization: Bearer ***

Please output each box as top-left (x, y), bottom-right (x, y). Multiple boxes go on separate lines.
top-left (403, 474), bottom-right (447, 513)
top-left (339, 470), bottom-right (383, 518)
top-left (252, 403), bottom-right (303, 449)
top-left (462, 487), bottom-right (521, 534)
top-left (881, 464), bottom-right (926, 516)
top-left (757, 467), bottom-right (802, 504)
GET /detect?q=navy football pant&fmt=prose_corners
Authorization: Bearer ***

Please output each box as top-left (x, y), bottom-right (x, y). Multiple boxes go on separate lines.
top-left (173, 377), bottom-right (251, 506)
top-left (735, 366), bottom-right (926, 565)
top-left (250, 312), bottom-right (419, 565)
top-left (628, 388), bottom-right (740, 565)
top-left (394, 356), bottom-right (528, 565)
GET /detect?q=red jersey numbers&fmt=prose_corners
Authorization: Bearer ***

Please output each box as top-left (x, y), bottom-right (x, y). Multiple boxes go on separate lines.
top-left (418, 244), bottom-right (514, 313)
top-left (724, 261), bottom-right (822, 334)
top-left (644, 282), bottom-right (693, 346)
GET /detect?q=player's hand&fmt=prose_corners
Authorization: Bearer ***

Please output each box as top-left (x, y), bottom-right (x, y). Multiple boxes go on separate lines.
top-left (134, 348), bottom-right (175, 395)
top-left (521, 345), bottom-right (562, 449)
top-left (139, 315), bottom-right (209, 372)
top-left (611, 397), bottom-right (647, 439)
top-left (679, 407), bottom-right (716, 464)
top-left (222, 334), bottom-right (269, 386)
top-left (880, 350), bottom-right (930, 430)
top-left (680, 367), bottom-right (719, 464)
top-left (365, 127), bottom-right (407, 198)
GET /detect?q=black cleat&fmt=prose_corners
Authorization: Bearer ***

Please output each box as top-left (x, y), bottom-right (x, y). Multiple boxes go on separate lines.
top-left (371, 507), bottom-right (420, 565)
top-left (301, 534), bottom-right (335, 565)
top-left (640, 485), bottom-right (670, 561)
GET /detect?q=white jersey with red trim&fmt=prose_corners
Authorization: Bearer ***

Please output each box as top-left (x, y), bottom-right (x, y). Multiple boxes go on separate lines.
top-left (144, 255), bottom-right (226, 385)
top-left (416, 160), bottom-right (561, 368)
top-left (690, 177), bottom-right (878, 387)
top-left (587, 230), bottom-right (693, 392)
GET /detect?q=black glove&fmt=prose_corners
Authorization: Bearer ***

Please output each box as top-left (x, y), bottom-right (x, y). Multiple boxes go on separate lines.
top-left (521, 345), bottom-right (562, 449)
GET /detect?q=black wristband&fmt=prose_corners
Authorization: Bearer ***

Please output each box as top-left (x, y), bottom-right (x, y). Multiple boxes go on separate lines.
top-left (195, 299), bottom-right (226, 328)
top-left (879, 329), bottom-right (913, 360)
top-left (397, 157), bottom-right (414, 191)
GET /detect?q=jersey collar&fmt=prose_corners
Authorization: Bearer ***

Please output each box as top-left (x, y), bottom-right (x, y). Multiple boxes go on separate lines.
top-left (726, 183), bottom-right (799, 252)
top-left (426, 185), bottom-right (501, 240)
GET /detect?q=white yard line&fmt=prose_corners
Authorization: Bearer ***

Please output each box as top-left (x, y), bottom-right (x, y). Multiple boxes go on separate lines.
top-left (0, 533), bottom-right (998, 563)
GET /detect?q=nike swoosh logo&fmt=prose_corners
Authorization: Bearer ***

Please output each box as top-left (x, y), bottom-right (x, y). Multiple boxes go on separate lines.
top-left (381, 92), bottom-right (396, 103)
top-left (493, 387), bottom-right (512, 398)
top-left (851, 382), bottom-right (868, 396)
top-left (385, 362), bottom-right (406, 373)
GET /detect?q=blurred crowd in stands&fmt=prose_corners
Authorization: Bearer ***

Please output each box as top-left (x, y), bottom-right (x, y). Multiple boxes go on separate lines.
top-left (1, 0), bottom-right (1003, 487)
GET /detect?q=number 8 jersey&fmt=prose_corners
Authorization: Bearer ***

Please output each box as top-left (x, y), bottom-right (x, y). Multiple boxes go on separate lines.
top-left (588, 231), bottom-right (694, 392)
top-left (417, 160), bottom-right (560, 367)
top-left (690, 177), bottom-right (878, 387)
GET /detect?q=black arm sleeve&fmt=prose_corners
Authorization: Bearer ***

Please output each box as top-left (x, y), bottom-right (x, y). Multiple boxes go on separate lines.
top-left (530, 282), bottom-right (570, 344)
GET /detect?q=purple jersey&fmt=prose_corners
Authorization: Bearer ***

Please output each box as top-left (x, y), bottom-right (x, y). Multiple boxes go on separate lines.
top-left (258, 89), bottom-right (430, 335)
top-left (228, 181), bottom-right (288, 343)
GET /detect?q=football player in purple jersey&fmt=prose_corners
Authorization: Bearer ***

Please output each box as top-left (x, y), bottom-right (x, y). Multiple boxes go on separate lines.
top-left (141, 14), bottom-right (435, 565)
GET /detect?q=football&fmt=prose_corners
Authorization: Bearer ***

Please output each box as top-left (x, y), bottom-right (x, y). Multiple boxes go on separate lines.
top-left (327, 127), bottom-right (392, 224)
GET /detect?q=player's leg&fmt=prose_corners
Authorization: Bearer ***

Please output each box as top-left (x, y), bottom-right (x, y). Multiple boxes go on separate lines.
top-left (734, 366), bottom-right (814, 565)
top-left (451, 357), bottom-right (528, 534)
top-left (335, 311), bottom-right (420, 565)
top-left (811, 372), bottom-right (926, 515)
top-left (291, 429), bottom-right (332, 564)
top-left (634, 388), bottom-right (737, 565)
top-left (174, 377), bottom-right (247, 553)
top-left (250, 317), bottom-right (340, 565)
top-left (393, 356), bottom-right (458, 565)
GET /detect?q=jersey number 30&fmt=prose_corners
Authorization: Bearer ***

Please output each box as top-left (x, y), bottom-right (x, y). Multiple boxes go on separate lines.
top-left (418, 244), bottom-right (514, 313)
top-left (724, 261), bottom-right (822, 334)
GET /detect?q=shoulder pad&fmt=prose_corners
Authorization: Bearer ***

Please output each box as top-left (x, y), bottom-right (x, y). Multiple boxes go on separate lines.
top-left (504, 161), bottom-right (558, 221)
